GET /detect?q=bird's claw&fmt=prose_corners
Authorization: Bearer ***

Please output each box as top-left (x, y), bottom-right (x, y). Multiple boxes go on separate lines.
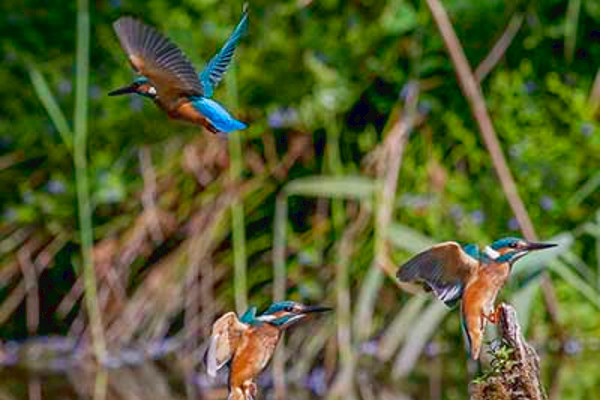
top-left (243, 382), bottom-right (257, 400)
top-left (482, 306), bottom-right (501, 324)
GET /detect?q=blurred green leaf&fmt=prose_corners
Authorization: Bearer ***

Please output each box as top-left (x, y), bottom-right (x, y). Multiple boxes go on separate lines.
top-left (284, 176), bottom-right (376, 200)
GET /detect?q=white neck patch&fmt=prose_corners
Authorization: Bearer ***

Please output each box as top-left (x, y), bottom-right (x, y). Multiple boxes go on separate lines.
top-left (484, 246), bottom-right (500, 260)
top-left (256, 314), bottom-right (276, 322)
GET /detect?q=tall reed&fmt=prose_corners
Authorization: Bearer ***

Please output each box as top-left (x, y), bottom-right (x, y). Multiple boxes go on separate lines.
top-left (74, 0), bottom-right (106, 362)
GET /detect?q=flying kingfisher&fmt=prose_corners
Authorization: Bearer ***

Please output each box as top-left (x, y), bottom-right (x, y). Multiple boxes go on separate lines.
top-left (396, 237), bottom-right (556, 360)
top-left (206, 301), bottom-right (331, 400)
top-left (109, 5), bottom-right (248, 135)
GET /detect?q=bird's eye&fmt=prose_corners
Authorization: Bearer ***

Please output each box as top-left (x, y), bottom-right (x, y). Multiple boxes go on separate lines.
top-left (509, 242), bottom-right (517, 248)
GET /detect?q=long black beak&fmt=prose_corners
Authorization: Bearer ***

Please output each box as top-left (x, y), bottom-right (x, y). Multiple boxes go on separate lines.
top-left (301, 305), bottom-right (332, 314)
top-left (108, 84), bottom-right (137, 96)
top-left (525, 242), bottom-right (558, 251)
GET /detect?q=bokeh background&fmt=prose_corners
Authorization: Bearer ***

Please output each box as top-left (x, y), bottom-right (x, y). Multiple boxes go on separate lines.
top-left (1, 0), bottom-right (599, 399)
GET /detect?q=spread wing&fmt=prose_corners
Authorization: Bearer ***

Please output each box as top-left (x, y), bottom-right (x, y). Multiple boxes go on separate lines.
top-left (396, 242), bottom-right (479, 307)
top-left (113, 17), bottom-right (204, 97)
top-left (206, 312), bottom-right (247, 377)
top-left (200, 4), bottom-right (249, 97)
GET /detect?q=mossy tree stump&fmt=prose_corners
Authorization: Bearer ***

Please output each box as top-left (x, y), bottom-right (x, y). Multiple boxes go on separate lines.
top-left (469, 303), bottom-right (547, 400)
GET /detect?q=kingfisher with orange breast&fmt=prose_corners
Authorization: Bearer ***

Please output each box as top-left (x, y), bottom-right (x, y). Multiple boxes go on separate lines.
top-left (109, 5), bottom-right (248, 134)
top-left (207, 301), bottom-right (331, 400)
top-left (396, 237), bottom-right (556, 359)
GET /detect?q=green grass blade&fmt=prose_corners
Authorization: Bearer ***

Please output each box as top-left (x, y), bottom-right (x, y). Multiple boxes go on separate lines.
top-left (272, 195), bottom-right (288, 399)
top-left (387, 223), bottom-right (436, 252)
top-left (550, 259), bottom-right (600, 310)
top-left (284, 175), bottom-right (376, 199)
top-left (568, 170), bottom-right (600, 208)
top-left (226, 65), bottom-right (248, 314)
top-left (28, 66), bottom-right (73, 152)
top-left (74, 0), bottom-right (106, 362)
top-left (392, 301), bottom-right (448, 378)
top-left (564, 0), bottom-right (581, 64)
top-left (378, 294), bottom-right (428, 361)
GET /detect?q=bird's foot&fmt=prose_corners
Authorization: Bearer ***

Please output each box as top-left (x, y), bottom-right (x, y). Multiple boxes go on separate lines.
top-left (482, 306), bottom-right (501, 324)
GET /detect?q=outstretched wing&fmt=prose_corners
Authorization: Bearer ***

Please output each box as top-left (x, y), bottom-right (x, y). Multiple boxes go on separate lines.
top-left (200, 4), bottom-right (249, 97)
top-left (396, 242), bottom-right (479, 307)
top-left (113, 17), bottom-right (204, 97)
top-left (206, 312), bottom-right (247, 377)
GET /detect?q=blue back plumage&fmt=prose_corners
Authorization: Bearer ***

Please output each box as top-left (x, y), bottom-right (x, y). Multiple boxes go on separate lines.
top-left (462, 243), bottom-right (480, 260)
top-left (200, 4), bottom-right (249, 98)
top-left (191, 97), bottom-right (247, 133)
top-left (240, 306), bottom-right (258, 324)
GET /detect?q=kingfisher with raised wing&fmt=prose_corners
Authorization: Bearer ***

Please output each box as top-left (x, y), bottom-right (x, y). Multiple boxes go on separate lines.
top-left (396, 237), bottom-right (556, 360)
top-left (207, 301), bottom-right (331, 400)
top-left (109, 5), bottom-right (248, 135)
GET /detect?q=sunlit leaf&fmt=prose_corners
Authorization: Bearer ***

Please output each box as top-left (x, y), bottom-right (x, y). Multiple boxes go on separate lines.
top-left (283, 176), bottom-right (376, 200)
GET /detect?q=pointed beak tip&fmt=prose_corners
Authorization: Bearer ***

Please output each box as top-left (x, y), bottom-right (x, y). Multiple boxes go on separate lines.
top-left (303, 305), bottom-right (333, 314)
top-left (108, 85), bottom-right (136, 96)
top-left (528, 242), bottom-right (558, 251)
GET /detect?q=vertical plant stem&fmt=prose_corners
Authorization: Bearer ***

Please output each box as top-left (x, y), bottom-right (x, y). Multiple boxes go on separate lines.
top-left (328, 209), bottom-right (369, 400)
top-left (588, 68), bottom-right (600, 113)
top-left (226, 69), bottom-right (248, 314)
top-left (355, 85), bottom-right (419, 341)
top-left (93, 369), bottom-right (108, 400)
top-left (231, 191), bottom-right (248, 312)
top-left (272, 195), bottom-right (288, 400)
top-left (325, 120), bottom-right (345, 231)
top-left (74, 0), bottom-right (106, 362)
top-left (565, 0), bottom-right (581, 64)
top-left (596, 211), bottom-right (600, 290)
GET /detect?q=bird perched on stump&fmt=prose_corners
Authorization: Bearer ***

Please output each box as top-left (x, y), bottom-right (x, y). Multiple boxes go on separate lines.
top-left (109, 4), bottom-right (248, 135)
top-left (396, 237), bottom-right (556, 360)
top-left (207, 301), bottom-right (331, 400)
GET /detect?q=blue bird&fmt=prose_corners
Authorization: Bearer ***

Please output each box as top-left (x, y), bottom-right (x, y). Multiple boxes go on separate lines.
top-left (109, 5), bottom-right (248, 135)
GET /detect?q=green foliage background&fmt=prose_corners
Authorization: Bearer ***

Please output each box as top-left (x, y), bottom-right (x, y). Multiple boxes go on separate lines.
top-left (0, 0), bottom-right (599, 399)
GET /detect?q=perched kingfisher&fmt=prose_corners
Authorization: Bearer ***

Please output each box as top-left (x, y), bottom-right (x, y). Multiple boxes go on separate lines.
top-left (396, 237), bottom-right (556, 360)
top-left (109, 5), bottom-right (248, 135)
top-left (206, 301), bottom-right (331, 400)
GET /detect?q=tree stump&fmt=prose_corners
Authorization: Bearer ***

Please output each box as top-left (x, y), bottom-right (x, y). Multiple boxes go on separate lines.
top-left (469, 303), bottom-right (547, 400)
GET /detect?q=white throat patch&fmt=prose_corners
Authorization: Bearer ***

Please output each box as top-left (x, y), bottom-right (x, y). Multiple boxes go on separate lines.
top-left (484, 246), bottom-right (500, 260)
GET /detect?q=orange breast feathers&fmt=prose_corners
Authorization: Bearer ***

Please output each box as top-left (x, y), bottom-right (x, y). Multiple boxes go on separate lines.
top-left (229, 325), bottom-right (281, 388)
top-left (461, 264), bottom-right (510, 359)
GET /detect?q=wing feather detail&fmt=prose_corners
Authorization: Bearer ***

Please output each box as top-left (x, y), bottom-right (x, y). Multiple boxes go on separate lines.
top-left (200, 4), bottom-right (249, 97)
top-left (206, 312), bottom-right (247, 377)
top-left (396, 242), bottom-right (479, 307)
top-left (113, 17), bottom-right (204, 97)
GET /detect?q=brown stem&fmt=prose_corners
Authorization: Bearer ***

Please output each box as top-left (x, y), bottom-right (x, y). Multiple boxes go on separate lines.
top-left (139, 146), bottom-right (164, 243)
top-left (424, 0), bottom-right (561, 328)
top-left (474, 13), bottom-right (524, 83)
